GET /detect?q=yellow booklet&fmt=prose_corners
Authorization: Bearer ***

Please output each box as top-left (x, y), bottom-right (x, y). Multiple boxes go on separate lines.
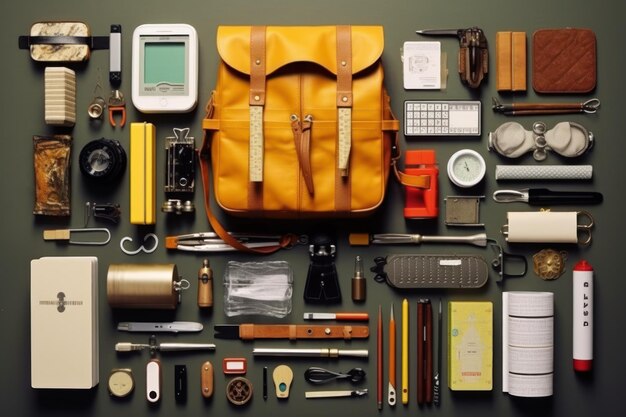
top-left (448, 301), bottom-right (493, 391)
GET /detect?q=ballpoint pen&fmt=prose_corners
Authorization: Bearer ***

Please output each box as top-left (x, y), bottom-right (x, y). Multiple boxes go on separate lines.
top-left (388, 304), bottom-right (397, 406)
top-left (417, 301), bottom-right (424, 404)
top-left (377, 305), bottom-right (383, 410)
top-left (417, 299), bottom-right (433, 405)
top-left (433, 300), bottom-right (442, 406)
top-left (402, 299), bottom-right (409, 405)
top-left (425, 300), bottom-right (433, 404)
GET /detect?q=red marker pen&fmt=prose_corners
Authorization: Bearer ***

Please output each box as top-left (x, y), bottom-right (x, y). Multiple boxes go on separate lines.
top-left (573, 260), bottom-right (593, 372)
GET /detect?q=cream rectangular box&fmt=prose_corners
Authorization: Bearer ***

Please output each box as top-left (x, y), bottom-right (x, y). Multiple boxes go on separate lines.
top-left (448, 301), bottom-right (493, 391)
top-left (30, 256), bottom-right (98, 389)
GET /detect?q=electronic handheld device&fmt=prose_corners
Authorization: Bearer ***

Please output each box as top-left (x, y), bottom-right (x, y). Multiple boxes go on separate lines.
top-left (132, 24), bottom-right (198, 113)
top-left (404, 100), bottom-right (481, 136)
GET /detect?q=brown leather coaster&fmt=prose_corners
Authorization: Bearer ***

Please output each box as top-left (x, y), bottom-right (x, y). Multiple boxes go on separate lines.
top-left (532, 28), bottom-right (596, 93)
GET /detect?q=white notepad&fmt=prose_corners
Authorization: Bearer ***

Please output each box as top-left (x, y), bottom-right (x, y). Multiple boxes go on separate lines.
top-left (30, 257), bottom-right (99, 389)
top-left (403, 41), bottom-right (441, 89)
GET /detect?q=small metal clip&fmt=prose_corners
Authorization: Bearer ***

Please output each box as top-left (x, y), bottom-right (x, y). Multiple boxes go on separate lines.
top-left (576, 210), bottom-right (594, 245)
top-left (108, 89), bottom-right (126, 127)
top-left (582, 98), bottom-right (601, 114)
top-left (488, 240), bottom-right (527, 283)
top-left (85, 202), bottom-right (121, 226)
top-left (88, 71), bottom-right (106, 120)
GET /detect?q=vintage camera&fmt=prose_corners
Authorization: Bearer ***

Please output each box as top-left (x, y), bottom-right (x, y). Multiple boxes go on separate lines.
top-left (165, 128), bottom-right (195, 193)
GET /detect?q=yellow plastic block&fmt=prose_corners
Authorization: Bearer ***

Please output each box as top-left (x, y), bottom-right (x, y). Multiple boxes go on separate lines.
top-left (130, 122), bottom-right (156, 225)
top-left (448, 301), bottom-right (493, 391)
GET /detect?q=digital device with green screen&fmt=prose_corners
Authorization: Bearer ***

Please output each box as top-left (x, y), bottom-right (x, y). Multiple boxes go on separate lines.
top-left (132, 24), bottom-right (198, 113)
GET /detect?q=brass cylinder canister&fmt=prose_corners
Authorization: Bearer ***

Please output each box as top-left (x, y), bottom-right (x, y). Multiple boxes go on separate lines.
top-left (107, 264), bottom-right (179, 309)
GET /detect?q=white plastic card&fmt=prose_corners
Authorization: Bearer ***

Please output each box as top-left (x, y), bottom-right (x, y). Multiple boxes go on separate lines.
top-left (403, 41), bottom-right (441, 89)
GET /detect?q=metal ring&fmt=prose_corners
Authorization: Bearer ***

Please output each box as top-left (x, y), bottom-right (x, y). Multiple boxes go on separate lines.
top-left (174, 279), bottom-right (191, 292)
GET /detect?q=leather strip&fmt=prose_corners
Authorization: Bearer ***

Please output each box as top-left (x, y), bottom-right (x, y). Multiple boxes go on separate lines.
top-left (335, 172), bottom-right (351, 213)
top-left (336, 26), bottom-right (353, 107)
top-left (384, 97), bottom-right (429, 189)
top-left (334, 26), bottom-right (354, 211)
top-left (336, 26), bottom-right (353, 175)
top-left (236, 324), bottom-right (369, 340)
top-left (292, 116), bottom-right (314, 194)
top-left (249, 26), bottom-right (267, 183)
top-left (247, 181), bottom-right (263, 212)
top-left (393, 162), bottom-right (431, 188)
top-left (249, 27), bottom-right (267, 105)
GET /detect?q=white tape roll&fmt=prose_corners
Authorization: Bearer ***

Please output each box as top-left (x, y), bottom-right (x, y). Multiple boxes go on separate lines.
top-left (508, 317), bottom-right (553, 348)
top-left (507, 374), bottom-right (553, 398)
top-left (508, 346), bottom-right (553, 374)
top-left (506, 291), bottom-right (554, 317)
top-left (506, 211), bottom-right (578, 243)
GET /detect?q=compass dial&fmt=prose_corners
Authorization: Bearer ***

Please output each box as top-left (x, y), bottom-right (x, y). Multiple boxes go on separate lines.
top-left (447, 149), bottom-right (486, 188)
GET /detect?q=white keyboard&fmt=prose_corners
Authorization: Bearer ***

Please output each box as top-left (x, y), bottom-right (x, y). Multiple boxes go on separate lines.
top-left (404, 100), bottom-right (481, 136)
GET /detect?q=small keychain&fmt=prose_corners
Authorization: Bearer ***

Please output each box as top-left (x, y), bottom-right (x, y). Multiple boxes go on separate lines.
top-left (88, 70), bottom-right (106, 120)
top-left (108, 89), bottom-right (126, 127)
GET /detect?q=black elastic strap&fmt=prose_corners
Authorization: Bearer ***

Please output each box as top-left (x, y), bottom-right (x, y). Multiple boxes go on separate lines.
top-left (18, 35), bottom-right (109, 50)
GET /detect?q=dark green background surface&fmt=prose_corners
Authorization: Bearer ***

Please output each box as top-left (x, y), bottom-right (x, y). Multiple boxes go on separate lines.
top-left (2, 0), bottom-right (625, 415)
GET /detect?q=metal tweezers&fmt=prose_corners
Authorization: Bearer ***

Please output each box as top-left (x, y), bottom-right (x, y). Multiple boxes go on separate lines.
top-left (492, 97), bottom-right (600, 115)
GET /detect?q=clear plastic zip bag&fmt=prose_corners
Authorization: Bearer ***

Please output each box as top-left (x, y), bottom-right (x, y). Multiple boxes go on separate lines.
top-left (223, 261), bottom-right (293, 318)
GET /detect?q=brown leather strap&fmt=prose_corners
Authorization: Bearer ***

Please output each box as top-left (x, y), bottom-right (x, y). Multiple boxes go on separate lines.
top-left (335, 173), bottom-right (351, 213)
top-left (393, 161), bottom-right (431, 188)
top-left (237, 324), bottom-right (369, 340)
top-left (336, 26), bottom-right (353, 108)
top-left (249, 26), bottom-right (267, 105)
top-left (247, 182), bottom-right (264, 212)
top-left (291, 116), bottom-right (314, 194)
top-left (334, 26), bottom-right (353, 212)
top-left (384, 95), bottom-right (430, 189)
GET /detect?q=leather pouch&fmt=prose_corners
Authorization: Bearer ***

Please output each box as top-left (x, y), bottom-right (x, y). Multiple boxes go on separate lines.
top-left (33, 135), bottom-right (71, 216)
top-left (532, 28), bottom-right (596, 93)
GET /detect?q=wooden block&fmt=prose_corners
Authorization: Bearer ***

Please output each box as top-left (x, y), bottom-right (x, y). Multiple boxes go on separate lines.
top-left (496, 32), bottom-right (526, 92)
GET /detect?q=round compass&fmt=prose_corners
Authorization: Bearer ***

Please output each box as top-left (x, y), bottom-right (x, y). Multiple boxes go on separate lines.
top-left (447, 149), bottom-right (486, 188)
top-left (79, 138), bottom-right (126, 181)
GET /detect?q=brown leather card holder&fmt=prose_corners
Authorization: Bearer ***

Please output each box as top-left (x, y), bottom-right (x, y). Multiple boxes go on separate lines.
top-left (532, 28), bottom-right (596, 94)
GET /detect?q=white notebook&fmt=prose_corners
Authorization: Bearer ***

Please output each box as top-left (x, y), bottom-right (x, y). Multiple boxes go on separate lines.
top-left (30, 257), bottom-right (98, 389)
